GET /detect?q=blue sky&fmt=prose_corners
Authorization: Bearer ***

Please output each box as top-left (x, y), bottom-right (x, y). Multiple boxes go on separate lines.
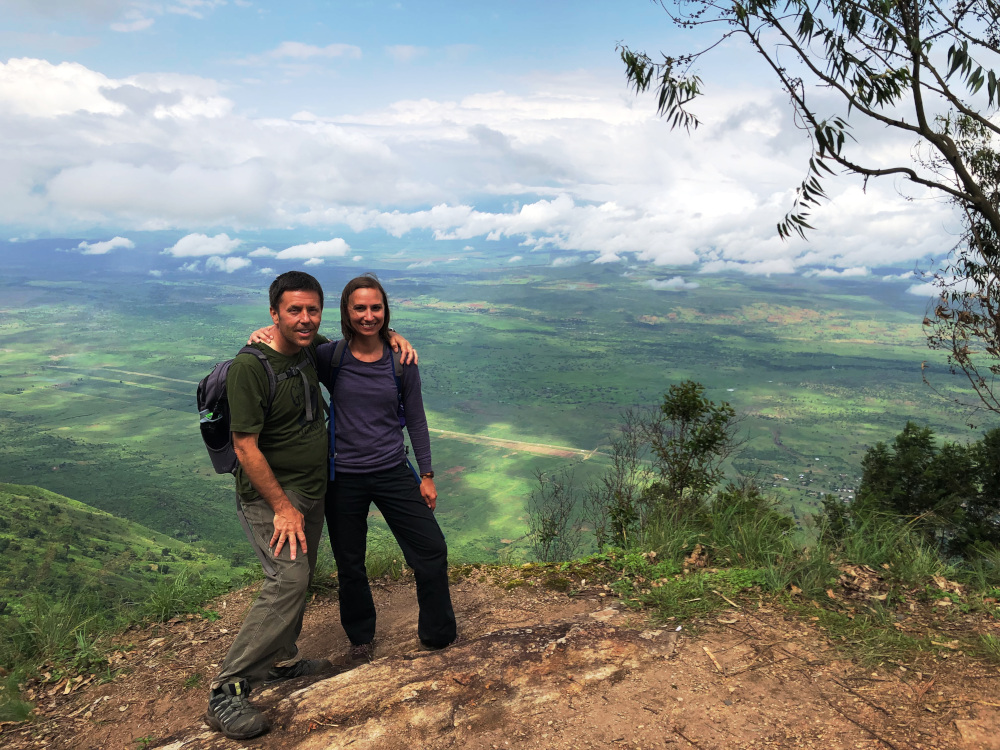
top-left (0, 0), bottom-right (955, 289)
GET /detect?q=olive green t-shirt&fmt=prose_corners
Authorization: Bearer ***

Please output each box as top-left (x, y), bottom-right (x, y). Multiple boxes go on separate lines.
top-left (228, 340), bottom-right (328, 500)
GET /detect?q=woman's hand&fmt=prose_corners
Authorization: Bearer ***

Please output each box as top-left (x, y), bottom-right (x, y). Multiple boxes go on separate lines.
top-left (249, 324), bottom-right (277, 345)
top-left (388, 331), bottom-right (417, 365)
top-left (419, 477), bottom-right (437, 511)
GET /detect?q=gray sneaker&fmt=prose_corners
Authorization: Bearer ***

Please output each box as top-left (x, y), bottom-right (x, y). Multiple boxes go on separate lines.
top-left (348, 641), bottom-right (376, 663)
top-left (206, 679), bottom-right (270, 740)
top-left (264, 658), bottom-right (333, 684)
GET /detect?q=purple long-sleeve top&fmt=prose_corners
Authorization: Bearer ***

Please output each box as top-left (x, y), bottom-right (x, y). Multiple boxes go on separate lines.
top-left (319, 341), bottom-right (432, 476)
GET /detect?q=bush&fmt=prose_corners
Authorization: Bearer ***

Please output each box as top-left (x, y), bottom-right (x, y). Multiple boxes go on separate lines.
top-left (850, 422), bottom-right (1000, 556)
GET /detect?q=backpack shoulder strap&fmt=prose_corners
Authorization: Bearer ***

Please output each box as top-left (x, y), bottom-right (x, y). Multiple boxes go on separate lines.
top-left (325, 339), bottom-right (349, 389)
top-left (236, 346), bottom-right (278, 415)
top-left (390, 348), bottom-right (405, 429)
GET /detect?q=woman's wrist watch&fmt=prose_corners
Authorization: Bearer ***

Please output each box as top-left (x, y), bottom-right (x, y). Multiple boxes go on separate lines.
top-left (420, 471), bottom-right (434, 479)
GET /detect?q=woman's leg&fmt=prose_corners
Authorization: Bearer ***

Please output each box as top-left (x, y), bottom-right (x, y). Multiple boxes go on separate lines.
top-left (326, 475), bottom-right (377, 645)
top-left (373, 464), bottom-right (457, 648)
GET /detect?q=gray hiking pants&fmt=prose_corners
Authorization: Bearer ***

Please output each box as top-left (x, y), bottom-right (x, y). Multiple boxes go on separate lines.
top-left (212, 489), bottom-right (325, 690)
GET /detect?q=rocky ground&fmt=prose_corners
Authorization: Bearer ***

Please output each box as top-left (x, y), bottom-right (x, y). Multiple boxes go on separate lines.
top-left (4, 565), bottom-right (1000, 750)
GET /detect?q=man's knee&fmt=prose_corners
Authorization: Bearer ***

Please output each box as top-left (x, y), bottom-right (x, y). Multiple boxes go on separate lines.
top-left (270, 554), bottom-right (313, 595)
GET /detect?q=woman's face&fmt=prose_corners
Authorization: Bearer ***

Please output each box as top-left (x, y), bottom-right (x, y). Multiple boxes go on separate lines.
top-left (347, 286), bottom-right (385, 339)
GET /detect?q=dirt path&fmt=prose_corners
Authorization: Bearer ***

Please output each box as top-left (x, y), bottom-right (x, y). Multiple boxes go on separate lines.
top-left (428, 428), bottom-right (596, 458)
top-left (4, 570), bottom-right (999, 750)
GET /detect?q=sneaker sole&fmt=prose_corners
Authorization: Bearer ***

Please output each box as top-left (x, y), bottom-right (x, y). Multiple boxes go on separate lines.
top-left (205, 712), bottom-right (270, 740)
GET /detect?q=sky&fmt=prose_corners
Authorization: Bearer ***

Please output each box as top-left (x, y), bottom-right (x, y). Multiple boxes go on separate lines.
top-left (0, 0), bottom-right (967, 288)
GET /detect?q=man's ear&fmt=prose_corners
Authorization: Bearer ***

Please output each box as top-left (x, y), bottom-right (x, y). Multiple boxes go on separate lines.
top-left (269, 308), bottom-right (279, 324)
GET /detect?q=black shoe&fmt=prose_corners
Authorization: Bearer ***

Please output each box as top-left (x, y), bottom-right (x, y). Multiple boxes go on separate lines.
top-left (348, 641), bottom-right (376, 663)
top-left (206, 679), bottom-right (270, 740)
top-left (264, 658), bottom-right (333, 684)
top-left (420, 637), bottom-right (456, 651)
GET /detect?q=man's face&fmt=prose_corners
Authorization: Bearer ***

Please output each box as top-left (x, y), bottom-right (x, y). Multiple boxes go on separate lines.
top-left (269, 290), bottom-right (322, 354)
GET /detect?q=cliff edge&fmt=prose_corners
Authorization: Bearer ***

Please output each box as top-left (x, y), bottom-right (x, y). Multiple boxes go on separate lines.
top-left (4, 566), bottom-right (999, 749)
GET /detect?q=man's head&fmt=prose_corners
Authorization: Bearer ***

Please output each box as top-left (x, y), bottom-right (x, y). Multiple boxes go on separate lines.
top-left (269, 271), bottom-right (324, 312)
top-left (268, 271), bottom-right (324, 355)
top-left (340, 274), bottom-right (391, 344)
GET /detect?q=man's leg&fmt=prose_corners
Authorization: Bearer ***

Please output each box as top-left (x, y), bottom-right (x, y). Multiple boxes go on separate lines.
top-left (373, 464), bottom-right (456, 648)
top-left (213, 490), bottom-right (323, 689)
top-left (271, 489), bottom-right (325, 671)
top-left (327, 475), bottom-right (377, 645)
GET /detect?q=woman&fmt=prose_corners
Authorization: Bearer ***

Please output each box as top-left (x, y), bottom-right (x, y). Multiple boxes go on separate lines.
top-left (253, 274), bottom-right (456, 657)
top-left (321, 274), bottom-right (456, 657)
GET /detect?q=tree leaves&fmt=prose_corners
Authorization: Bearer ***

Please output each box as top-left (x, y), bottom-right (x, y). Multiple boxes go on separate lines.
top-left (622, 0), bottom-right (1000, 243)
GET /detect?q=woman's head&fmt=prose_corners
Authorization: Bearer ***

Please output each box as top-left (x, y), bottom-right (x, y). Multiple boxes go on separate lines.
top-left (340, 274), bottom-right (391, 343)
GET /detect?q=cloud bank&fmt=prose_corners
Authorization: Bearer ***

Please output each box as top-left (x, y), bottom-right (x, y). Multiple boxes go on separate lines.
top-left (0, 57), bottom-right (963, 276)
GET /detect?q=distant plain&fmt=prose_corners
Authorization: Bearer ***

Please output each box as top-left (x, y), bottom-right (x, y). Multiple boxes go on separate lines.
top-left (0, 255), bottom-right (987, 575)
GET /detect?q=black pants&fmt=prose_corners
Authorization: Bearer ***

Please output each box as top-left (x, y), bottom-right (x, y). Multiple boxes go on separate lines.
top-left (327, 463), bottom-right (456, 648)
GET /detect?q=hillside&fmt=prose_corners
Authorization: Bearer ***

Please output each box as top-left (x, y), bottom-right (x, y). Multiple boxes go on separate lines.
top-left (0, 483), bottom-right (236, 613)
top-left (3, 564), bottom-right (999, 749)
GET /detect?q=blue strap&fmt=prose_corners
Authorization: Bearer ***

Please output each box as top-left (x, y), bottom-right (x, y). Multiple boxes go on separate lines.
top-left (325, 341), bottom-right (405, 480)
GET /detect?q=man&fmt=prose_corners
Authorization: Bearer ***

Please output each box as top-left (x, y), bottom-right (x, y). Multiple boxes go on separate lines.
top-left (205, 270), bottom-right (331, 740)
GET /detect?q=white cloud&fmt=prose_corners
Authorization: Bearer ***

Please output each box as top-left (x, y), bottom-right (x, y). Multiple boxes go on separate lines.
top-left (551, 256), bottom-right (579, 267)
top-left (265, 42), bottom-right (362, 61)
top-left (351, 255), bottom-right (363, 261)
top-left (508, 255), bottom-right (523, 262)
top-left (164, 233), bottom-right (242, 257)
top-left (248, 246), bottom-right (276, 257)
top-left (111, 15), bottom-right (154, 32)
top-left (206, 255), bottom-right (251, 273)
top-left (0, 58), bottom-right (966, 275)
top-left (1, 0), bottom-right (132, 20)
top-left (167, 0), bottom-right (226, 20)
top-left (906, 282), bottom-right (939, 297)
top-left (179, 260), bottom-right (200, 272)
top-left (699, 258), bottom-right (797, 276)
top-left (407, 260), bottom-right (434, 269)
top-left (77, 236), bottom-right (134, 254)
top-left (148, 269), bottom-right (162, 277)
top-left (258, 266), bottom-right (274, 275)
top-left (275, 238), bottom-right (351, 259)
top-left (386, 45), bottom-right (426, 64)
top-left (646, 276), bottom-right (700, 291)
top-left (303, 257), bottom-right (324, 266)
top-left (0, 58), bottom-right (125, 117)
top-left (805, 266), bottom-right (870, 278)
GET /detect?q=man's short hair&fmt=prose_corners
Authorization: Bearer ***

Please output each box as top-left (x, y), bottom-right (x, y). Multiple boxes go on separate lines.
top-left (340, 274), bottom-right (391, 344)
top-left (269, 271), bottom-right (324, 311)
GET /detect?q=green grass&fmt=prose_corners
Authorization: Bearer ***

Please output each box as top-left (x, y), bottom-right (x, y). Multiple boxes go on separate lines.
top-left (0, 483), bottom-right (238, 615)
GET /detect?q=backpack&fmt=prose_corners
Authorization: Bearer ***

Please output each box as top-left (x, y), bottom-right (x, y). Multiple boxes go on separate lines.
top-left (319, 339), bottom-right (408, 480)
top-left (197, 345), bottom-right (319, 474)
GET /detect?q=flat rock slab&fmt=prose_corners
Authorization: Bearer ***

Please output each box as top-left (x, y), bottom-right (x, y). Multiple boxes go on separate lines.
top-left (156, 615), bottom-right (677, 749)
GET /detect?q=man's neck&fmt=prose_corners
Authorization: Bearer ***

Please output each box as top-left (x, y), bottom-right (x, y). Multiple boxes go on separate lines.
top-left (269, 338), bottom-right (304, 357)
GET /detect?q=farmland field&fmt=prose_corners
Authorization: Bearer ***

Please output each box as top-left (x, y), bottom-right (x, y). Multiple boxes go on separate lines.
top-left (0, 257), bottom-right (989, 575)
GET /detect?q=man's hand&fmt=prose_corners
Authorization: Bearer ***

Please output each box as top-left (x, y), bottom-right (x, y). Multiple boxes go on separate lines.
top-left (271, 504), bottom-right (307, 559)
top-left (249, 324), bottom-right (277, 345)
top-left (388, 331), bottom-right (418, 365)
top-left (233, 431), bottom-right (308, 560)
top-left (419, 477), bottom-right (437, 511)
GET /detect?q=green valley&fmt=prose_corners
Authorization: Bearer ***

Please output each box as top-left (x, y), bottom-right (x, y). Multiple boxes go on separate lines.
top-left (0, 261), bottom-right (988, 585)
